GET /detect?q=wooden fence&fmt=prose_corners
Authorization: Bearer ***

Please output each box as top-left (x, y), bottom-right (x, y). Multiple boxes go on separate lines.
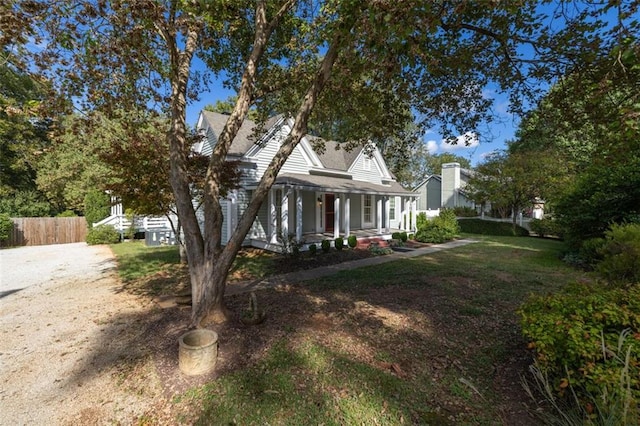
top-left (2, 217), bottom-right (88, 247)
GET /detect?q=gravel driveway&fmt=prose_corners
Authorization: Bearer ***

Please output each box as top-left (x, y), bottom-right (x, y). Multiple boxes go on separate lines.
top-left (0, 243), bottom-right (162, 425)
top-left (0, 243), bottom-right (116, 296)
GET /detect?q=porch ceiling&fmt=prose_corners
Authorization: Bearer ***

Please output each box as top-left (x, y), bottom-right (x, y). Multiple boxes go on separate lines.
top-left (264, 173), bottom-right (416, 197)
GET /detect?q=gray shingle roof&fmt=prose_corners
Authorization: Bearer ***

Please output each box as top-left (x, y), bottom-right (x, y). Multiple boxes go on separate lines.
top-left (200, 111), bottom-right (365, 170)
top-left (200, 111), bottom-right (283, 156)
top-left (273, 173), bottom-right (415, 196)
top-left (306, 137), bottom-right (361, 171)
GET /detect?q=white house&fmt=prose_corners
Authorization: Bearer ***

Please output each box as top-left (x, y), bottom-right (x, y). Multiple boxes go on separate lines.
top-left (195, 111), bottom-right (418, 251)
top-left (96, 111), bottom-right (418, 250)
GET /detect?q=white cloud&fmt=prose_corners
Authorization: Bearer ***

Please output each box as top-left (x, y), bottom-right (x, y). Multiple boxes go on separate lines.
top-left (479, 150), bottom-right (498, 160)
top-left (440, 132), bottom-right (479, 152)
top-left (425, 140), bottom-right (439, 154)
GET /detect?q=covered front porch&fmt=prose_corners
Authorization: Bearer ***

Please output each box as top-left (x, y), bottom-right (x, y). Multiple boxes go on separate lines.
top-left (245, 174), bottom-right (418, 252)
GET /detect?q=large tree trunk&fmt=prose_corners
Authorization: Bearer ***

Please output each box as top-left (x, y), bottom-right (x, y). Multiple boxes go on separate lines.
top-left (192, 31), bottom-right (345, 326)
top-left (188, 1), bottom-right (297, 327)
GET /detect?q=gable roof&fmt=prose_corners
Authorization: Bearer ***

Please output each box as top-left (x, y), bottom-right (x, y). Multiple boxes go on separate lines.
top-left (307, 137), bottom-right (361, 171)
top-left (199, 111), bottom-right (283, 156)
top-left (200, 111), bottom-right (368, 171)
top-left (413, 174), bottom-right (441, 191)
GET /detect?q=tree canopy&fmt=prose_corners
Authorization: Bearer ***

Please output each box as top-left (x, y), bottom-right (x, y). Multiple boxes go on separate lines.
top-left (6, 0), bottom-right (639, 325)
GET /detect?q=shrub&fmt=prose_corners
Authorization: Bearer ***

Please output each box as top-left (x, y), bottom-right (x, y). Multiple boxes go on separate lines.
top-left (519, 282), bottom-right (640, 403)
top-left (391, 231), bottom-right (402, 240)
top-left (457, 218), bottom-right (529, 236)
top-left (280, 233), bottom-right (302, 258)
top-left (414, 222), bottom-right (453, 244)
top-left (575, 237), bottom-right (606, 269)
top-left (321, 239), bottom-right (330, 253)
top-left (554, 155), bottom-right (640, 249)
top-left (399, 232), bottom-right (407, 242)
top-left (452, 206), bottom-right (477, 217)
top-left (368, 244), bottom-right (393, 256)
top-left (334, 237), bottom-right (344, 251)
top-left (523, 331), bottom-right (638, 425)
top-left (86, 225), bottom-right (120, 245)
top-left (0, 213), bottom-right (13, 242)
top-left (56, 210), bottom-right (77, 217)
top-left (529, 217), bottom-right (563, 238)
top-left (308, 243), bottom-right (317, 255)
top-left (84, 190), bottom-right (111, 227)
top-left (347, 235), bottom-right (357, 248)
top-left (416, 212), bottom-right (428, 230)
top-left (415, 209), bottom-right (460, 243)
top-left (597, 223), bottom-right (640, 285)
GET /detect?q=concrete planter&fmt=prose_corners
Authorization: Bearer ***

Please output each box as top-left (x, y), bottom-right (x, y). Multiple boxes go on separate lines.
top-left (178, 329), bottom-right (218, 376)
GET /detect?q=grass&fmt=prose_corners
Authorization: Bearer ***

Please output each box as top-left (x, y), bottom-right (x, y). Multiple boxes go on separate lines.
top-left (109, 242), bottom-right (276, 295)
top-left (155, 235), bottom-right (590, 425)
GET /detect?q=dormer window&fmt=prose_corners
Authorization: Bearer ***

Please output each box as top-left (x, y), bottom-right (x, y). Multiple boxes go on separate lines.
top-left (363, 157), bottom-right (372, 171)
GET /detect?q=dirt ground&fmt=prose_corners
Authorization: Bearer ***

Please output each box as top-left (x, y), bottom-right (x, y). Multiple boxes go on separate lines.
top-left (0, 243), bottom-right (165, 425)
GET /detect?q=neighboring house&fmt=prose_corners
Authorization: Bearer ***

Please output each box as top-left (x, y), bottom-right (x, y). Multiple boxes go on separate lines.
top-left (195, 111), bottom-right (418, 251)
top-left (413, 162), bottom-right (475, 212)
top-left (414, 174), bottom-right (441, 211)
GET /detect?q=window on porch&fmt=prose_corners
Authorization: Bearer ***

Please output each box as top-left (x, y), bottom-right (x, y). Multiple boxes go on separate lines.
top-left (363, 194), bottom-right (372, 224)
top-left (389, 197), bottom-right (396, 221)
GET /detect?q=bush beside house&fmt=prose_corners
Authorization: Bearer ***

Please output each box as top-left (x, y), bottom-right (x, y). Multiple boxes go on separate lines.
top-left (86, 224), bottom-right (120, 245)
top-left (414, 209), bottom-right (460, 244)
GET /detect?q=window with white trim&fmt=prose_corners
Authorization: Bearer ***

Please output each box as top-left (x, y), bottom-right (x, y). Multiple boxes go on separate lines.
top-left (363, 194), bottom-right (372, 224)
top-left (389, 197), bottom-right (396, 221)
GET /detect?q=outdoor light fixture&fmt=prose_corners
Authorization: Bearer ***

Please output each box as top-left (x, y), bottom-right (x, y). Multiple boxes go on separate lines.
top-left (317, 197), bottom-right (323, 205)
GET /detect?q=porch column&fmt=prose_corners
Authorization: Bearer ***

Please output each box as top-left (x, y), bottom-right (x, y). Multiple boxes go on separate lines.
top-left (334, 195), bottom-right (340, 239)
top-left (269, 190), bottom-right (277, 243)
top-left (399, 196), bottom-right (406, 231)
top-left (226, 195), bottom-right (233, 244)
top-left (344, 195), bottom-right (351, 237)
top-left (296, 190), bottom-right (302, 242)
top-left (384, 196), bottom-right (390, 232)
top-left (376, 197), bottom-right (383, 233)
top-left (281, 188), bottom-right (289, 238)
top-left (411, 197), bottom-right (416, 231)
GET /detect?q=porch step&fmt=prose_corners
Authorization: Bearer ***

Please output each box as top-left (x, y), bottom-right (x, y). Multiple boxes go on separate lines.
top-left (356, 237), bottom-right (389, 250)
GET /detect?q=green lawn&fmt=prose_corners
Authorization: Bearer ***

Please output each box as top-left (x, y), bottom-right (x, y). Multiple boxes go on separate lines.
top-left (157, 235), bottom-right (590, 425)
top-left (109, 242), bottom-right (276, 296)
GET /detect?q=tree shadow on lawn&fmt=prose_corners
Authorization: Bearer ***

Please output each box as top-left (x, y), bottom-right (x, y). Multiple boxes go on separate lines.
top-left (71, 254), bottom-right (543, 424)
top-left (200, 272), bottom-right (538, 425)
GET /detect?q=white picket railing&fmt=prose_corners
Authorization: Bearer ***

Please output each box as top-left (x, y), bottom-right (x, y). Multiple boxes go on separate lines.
top-left (93, 214), bottom-right (174, 232)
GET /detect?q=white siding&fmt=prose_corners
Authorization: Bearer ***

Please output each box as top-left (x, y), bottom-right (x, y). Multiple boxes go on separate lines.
top-left (302, 191), bottom-right (316, 232)
top-left (200, 128), bottom-right (216, 156)
top-left (350, 154), bottom-right (383, 184)
top-left (249, 125), bottom-right (312, 181)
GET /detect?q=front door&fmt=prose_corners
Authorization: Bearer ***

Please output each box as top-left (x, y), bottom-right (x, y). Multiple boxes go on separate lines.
top-left (325, 193), bottom-right (335, 233)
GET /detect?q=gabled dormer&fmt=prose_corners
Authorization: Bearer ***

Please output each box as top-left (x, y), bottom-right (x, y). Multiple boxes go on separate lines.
top-left (348, 143), bottom-right (393, 185)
